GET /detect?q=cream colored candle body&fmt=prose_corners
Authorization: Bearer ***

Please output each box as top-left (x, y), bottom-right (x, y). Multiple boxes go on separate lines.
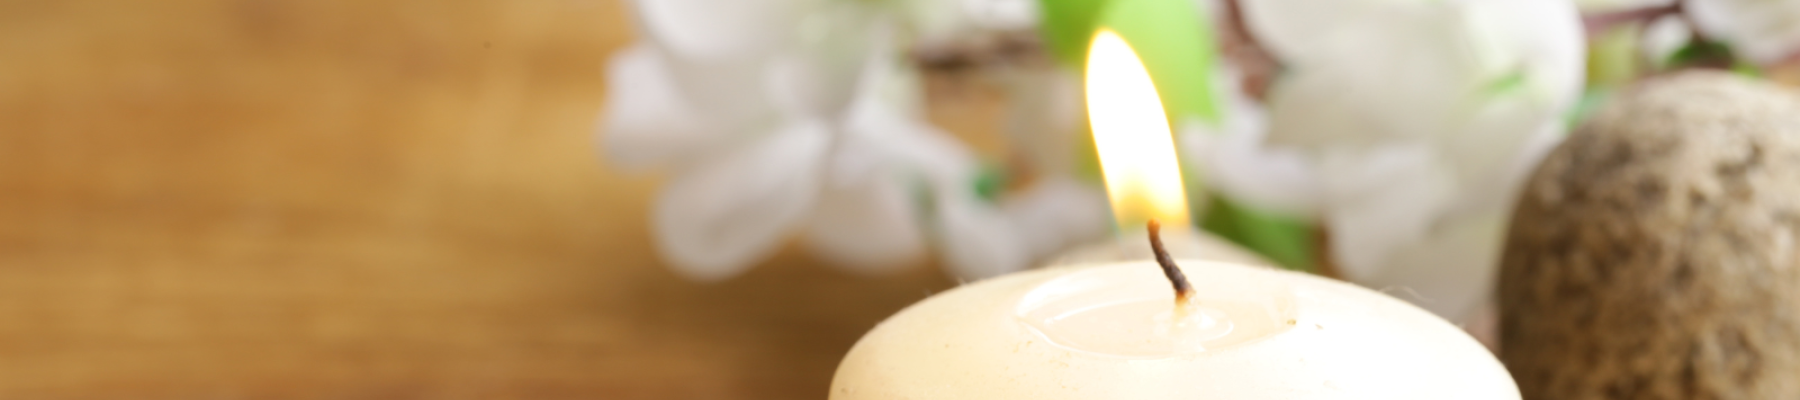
top-left (830, 260), bottom-right (1517, 399)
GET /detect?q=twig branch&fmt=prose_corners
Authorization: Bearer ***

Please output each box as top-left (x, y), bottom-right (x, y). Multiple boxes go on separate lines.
top-left (1219, 0), bottom-right (1281, 101)
top-left (1581, 2), bottom-right (1681, 36)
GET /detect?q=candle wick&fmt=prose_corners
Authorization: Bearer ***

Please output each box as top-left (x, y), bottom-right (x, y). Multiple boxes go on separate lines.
top-left (1147, 220), bottom-right (1194, 304)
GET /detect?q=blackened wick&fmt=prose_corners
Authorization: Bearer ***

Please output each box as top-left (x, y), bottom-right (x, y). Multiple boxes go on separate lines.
top-left (1147, 220), bottom-right (1194, 303)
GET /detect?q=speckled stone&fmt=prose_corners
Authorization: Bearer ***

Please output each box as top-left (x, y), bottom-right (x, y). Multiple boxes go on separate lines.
top-left (1499, 72), bottom-right (1800, 400)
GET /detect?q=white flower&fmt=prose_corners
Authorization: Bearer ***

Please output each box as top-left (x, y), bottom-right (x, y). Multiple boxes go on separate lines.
top-left (1573, 0), bottom-right (1800, 66)
top-left (1200, 0), bottom-right (1586, 321)
top-left (1687, 0), bottom-right (1800, 64)
top-left (1641, 14), bottom-right (1693, 66)
top-left (601, 0), bottom-right (1106, 281)
top-left (1179, 65), bottom-right (1321, 218)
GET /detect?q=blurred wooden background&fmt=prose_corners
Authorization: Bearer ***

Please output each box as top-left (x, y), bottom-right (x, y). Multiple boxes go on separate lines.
top-left (0, 1), bottom-right (1002, 398)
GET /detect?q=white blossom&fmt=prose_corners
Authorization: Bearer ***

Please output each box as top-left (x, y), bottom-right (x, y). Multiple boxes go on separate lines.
top-left (1200, 0), bottom-right (1586, 321)
top-left (601, 0), bottom-right (1105, 281)
top-left (1571, 0), bottom-right (1800, 66)
top-left (1179, 66), bottom-right (1322, 218)
top-left (1687, 0), bottom-right (1800, 64)
top-left (1641, 14), bottom-right (1693, 66)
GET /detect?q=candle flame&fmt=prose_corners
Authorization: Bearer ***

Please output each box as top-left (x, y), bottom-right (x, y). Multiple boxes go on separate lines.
top-left (1086, 29), bottom-right (1189, 229)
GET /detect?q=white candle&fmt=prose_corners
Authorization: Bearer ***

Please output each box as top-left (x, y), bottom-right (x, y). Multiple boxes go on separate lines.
top-left (829, 258), bottom-right (1517, 399)
top-left (826, 28), bottom-right (1517, 398)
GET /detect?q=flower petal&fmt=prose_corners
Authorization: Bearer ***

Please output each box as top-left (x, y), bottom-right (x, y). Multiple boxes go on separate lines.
top-left (1183, 124), bottom-right (1322, 217)
top-left (1349, 211), bottom-right (1509, 323)
top-left (1238, 0), bottom-right (1372, 62)
top-left (798, 172), bottom-right (928, 276)
top-left (934, 191), bottom-right (1030, 280)
top-left (1641, 15), bottom-right (1693, 66)
top-left (932, 177), bottom-right (1110, 280)
top-left (797, 115), bottom-right (932, 275)
top-left (1256, 0), bottom-right (1582, 148)
top-left (658, 50), bottom-right (779, 131)
top-left (845, 107), bottom-right (1016, 279)
top-left (840, 60), bottom-right (970, 185)
top-left (1239, 0), bottom-right (1584, 323)
top-left (1437, 100), bottom-right (1562, 202)
top-left (599, 45), bottom-right (720, 170)
top-left (1465, 0), bottom-right (1585, 99)
top-left (766, 4), bottom-right (906, 122)
top-left (1688, 0), bottom-right (1800, 64)
top-left (651, 120), bottom-right (830, 281)
top-left (764, 13), bottom-right (886, 120)
top-left (1179, 68), bottom-right (1322, 217)
top-left (998, 176), bottom-right (1112, 260)
top-left (1259, 17), bottom-right (1475, 147)
top-left (630, 0), bottom-right (794, 127)
top-left (1316, 145), bottom-right (1458, 281)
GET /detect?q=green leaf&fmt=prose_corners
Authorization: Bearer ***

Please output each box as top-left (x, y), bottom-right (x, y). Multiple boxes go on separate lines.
top-left (1038, 0), bottom-right (1113, 65)
top-left (972, 162), bottom-right (1008, 203)
top-left (1097, 0), bottom-right (1222, 125)
top-left (1585, 25), bottom-right (1640, 89)
top-left (1730, 61), bottom-right (1764, 78)
top-left (1666, 38), bottom-right (1735, 69)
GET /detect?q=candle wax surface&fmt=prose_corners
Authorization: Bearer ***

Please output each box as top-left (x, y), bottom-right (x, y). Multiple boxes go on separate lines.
top-left (1016, 267), bottom-right (1279, 358)
top-left (829, 260), bottom-right (1518, 399)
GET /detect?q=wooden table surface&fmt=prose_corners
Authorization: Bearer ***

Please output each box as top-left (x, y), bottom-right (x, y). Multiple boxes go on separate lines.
top-left (41, 2), bottom-right (1800, 399)
top-left (0, 1), bottom-right (979, 398)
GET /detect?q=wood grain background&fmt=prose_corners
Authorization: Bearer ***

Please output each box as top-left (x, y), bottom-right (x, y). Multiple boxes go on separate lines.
top-left (23, 2), bottom-right (1793, 399)
top-left (0, 1), bottom-right (1005, 398)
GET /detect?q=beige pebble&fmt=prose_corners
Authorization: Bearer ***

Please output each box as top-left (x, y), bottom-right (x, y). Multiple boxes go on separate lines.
top-left (1501, 71), bottom-right (1800, 399)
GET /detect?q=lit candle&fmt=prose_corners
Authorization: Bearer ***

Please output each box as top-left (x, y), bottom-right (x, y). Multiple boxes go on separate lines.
top-left (1050, 29), bottom-right (1264, 267)
top-left (1088, 29), bottom-right (1189, 230)
top-left (827, 27), bottom-right (1517, 399)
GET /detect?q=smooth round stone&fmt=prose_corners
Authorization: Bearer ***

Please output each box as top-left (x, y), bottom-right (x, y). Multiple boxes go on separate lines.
top-left (1501, 71), bottom-right (1800, 399)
